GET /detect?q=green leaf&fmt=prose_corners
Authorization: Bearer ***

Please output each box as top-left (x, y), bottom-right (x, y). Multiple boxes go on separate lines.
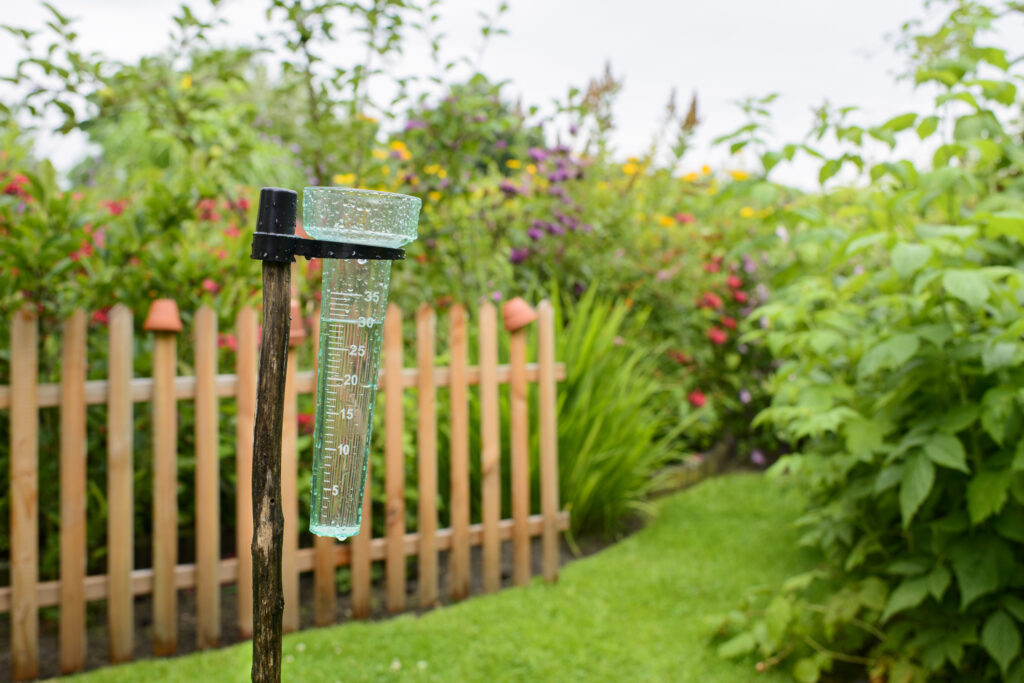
top-left (917, 115), bottom-right (940, 139)
top-left (923, 433), bottom-right (969, 473)
top-left (942, 269), bottom-right (990, 308)
top-left (717, 632), bottom-right (756, 658)
top-left (882, 575), bottom-right (930, 621)
top-left (883, 112), bottom-right (917, 132)
top-left (982, 611), bottom-right (1021, 675)
top-left (891, 243), bottom-right (931, 278)
top-left (858, 334), bottom-right (920, 380)
top-left (983, 342), bottom-right (1022, 374)
top-left (845, 417), bottom-right (886, 455)
top-left (984, 212), bottom-right (1024, 240)
top-left (900, 453), bottom-right (935, 527)
top-left (925, 566), bottom-right (952, 601)
top-left (982, 386), bottom-right (1016, 446)
top-left (949, 536), bottom-right (1004, 608)
top-left (819, 159), bottom-right (841, 184)
top-left (793, 657), bottom-right (820, 683)
top-left (968, 468), bottom-right (1012, 524)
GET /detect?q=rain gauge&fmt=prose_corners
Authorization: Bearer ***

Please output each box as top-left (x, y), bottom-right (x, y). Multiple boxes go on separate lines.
top-left (303, 187), bottom-right (420, 538)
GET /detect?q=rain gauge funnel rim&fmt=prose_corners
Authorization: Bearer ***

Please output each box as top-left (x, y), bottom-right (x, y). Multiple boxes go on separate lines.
top-left (303, 186), bottom-right (421, 248)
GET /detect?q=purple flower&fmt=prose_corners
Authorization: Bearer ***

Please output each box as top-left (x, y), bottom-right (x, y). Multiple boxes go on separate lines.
top-left (546, 222), bottom-right (565, 236)
top-left (572, 282), bottom-right (587, 296)
top-left (528, 147), bottom-right (548, 162)
top-left (491, 291), bottom-right (503, 301)
top-left (743, 255), bottom-right (757, 273)
top-left (581, 223), bottom-right (594, 233)
top-left (404, 119), bottom-right (427, 131)
top-left (473, 114), bottom-right (487, 123)
top-left (775, 226), bottom-right (790, 243)
top-left (548, 186), bottom-right (567, 199)
top-left (569, 124), bottom-right (579, 135)
top-left (510, 248), bottom-right (530, 264)
top-left (290, 143), bottom-right (302, 154)
top-left (656, 269), bottom-right (671, 282)
top-left (750, 450), bottom-right (766, 467)
top-left (739, 389), bottom-right (752, 404)
top-left (553, 144), bottom-right (570, 154)
top-left (499, 179), bottom-right (522, 197)
top-left (528, 227), bottom-right (544, 241)
top-left (494, 140), bottom-right (508, 150)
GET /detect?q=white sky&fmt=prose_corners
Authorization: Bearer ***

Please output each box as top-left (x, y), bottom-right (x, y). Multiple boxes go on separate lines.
top-left (3, 0), bottom-right (1023, 187)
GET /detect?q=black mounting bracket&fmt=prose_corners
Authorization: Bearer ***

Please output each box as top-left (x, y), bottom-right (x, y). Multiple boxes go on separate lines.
top-left (250, 232), bottom-right (405, 263)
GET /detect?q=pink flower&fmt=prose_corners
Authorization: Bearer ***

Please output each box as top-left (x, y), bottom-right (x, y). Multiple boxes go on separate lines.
top-left (721, 317), bottom-right (737, 329)
top-left (674, 212), bottom-right (695, 224)
top-left (732, 290), bottom-right (749, 303)
top-left (727, 275), bottom-right (742, 289)
top-left (224, 224), bottom-right (241, 238)
top-left (218, 334), bottom-right (238, 351)
top-left (707, 327), bottom-right (728, 345)
top-left (688, 390), bottom-right (706, 408)
top-left (700, 292), bottom-right (723, 310)
top-left (298, 413), bottom-right (314, 435)
top-left (99, 199), bottom-right (127, 216)
top-left (202, 278), bottom-right (220, 294)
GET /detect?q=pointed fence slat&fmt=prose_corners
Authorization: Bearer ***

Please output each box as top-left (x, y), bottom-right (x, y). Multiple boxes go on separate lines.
top-left (416, 305), bottom-right (438, 609)
top-left (384, 305), bottom-right (406, 613)
top-left (281, 343), bottom-right (299, 633)
top-left (509, 323), bottom-right (531, 587)
top-left (151, 321), bottom-right (179, 655)
top-left (478, 302), bottom-right (501, 594)
top-left (194, 306), bottom-right (220, 649)
top-left (59, 310), bottom-right (87, 674)
top-left (107, 304), bottom-right (134, 663)
top-left (235, 307), bottom-right (258, 638)
top-left (537, 301), bottom-right (561, 582)
top-left (310, 307), bottom-right (337, 627)
top-left (11, 306), bottom-right (39, 680)
top-left (448, 304), bottom-right (470, 601)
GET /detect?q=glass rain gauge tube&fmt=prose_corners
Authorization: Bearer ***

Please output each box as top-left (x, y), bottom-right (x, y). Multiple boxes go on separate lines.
top-left (304, 187), bottom-right (420, 538)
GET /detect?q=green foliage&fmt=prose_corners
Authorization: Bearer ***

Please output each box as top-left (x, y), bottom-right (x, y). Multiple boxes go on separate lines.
top-left (708, 2), bottom-right (1024, 680)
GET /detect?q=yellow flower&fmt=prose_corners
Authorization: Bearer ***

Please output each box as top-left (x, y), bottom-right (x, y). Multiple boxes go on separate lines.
top-left (428, 191), bottom-right (442, 202)
top-left (701, 164), bottom-right (711, 175)
top-left (436, 168), bottom-right (447, 179)
top-left (372, 149), bottom-right (388, 160)
top-left (526, 163), bottom-right (537, 175)
top-left (424, 164), bottom-right (441, 175)
top-left (180, 74), bottom-right (193, 90)
top-left (381, 165), bottom-right (390, 175)
top-left (730, 170), bottom-right (750, 181)
top-left (389, 140), bottom-right (408, 151)
top-left (622, 162), bottom-right (640, 176)
top-left (357, 113), bottom-right (378, 123)
top-left (682, 172), bottom-right (699, 182)
top-left (657, 214), bottom-right (674, 228)
top-left (506, 159), bottom-right (522, 169)
top-left (99, 86), bottom-right (114, 98)
top-left (333, 173), bottom-right (356, 185)
top-left (740, 206), bottom-right (756, 218)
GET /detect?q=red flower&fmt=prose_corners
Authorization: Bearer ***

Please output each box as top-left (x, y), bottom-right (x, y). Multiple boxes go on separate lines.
top-left (224, 224), bottom-right (241, 238)
top-left (197, 198), bottom-right (221, 222)
top-left (700, 292), bottom-right (723, 310)
top-left (202, 278), bottom-right (220, 294)
top-left (100, 199), bottom-right (127, 216)
top-left (702, 262), bottom-right (720, 273)
top-left (707, 327), bottom-right (728, 345)
top-left (732, 290), bottom-right (749, 303)
top-left (688, 390), bottom-right (706, 408)
top-left (298, 413), bottom-right (315, 435)
top-left (674, 212), bottom-right (695, 224)
top-left (668, 349), bottom-right (691, 364)
top-left (91, 308), bottom-right (110, 326)
top-left (2, 173), bottom-right (30, 199)
top-left (218, 333), bottom-right (238, 351)
top-left (722, 317), bottom-right (737, 329)
top-left (727, 275), bottom-right (743, 289)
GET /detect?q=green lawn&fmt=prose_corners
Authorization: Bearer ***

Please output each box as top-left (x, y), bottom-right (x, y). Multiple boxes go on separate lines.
top-left (67, 474), bottom-right (812, 682)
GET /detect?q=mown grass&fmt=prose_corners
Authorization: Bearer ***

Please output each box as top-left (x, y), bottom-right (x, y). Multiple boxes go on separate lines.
top-left (67, 474), bottom-right (812, 682)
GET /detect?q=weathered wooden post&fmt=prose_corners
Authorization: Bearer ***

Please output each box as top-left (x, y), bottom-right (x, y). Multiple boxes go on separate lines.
top-left (249, 188), bottom-right (296, 682)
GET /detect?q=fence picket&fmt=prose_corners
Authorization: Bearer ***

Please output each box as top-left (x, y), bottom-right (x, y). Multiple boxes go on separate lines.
top-left (449, 304), bottom-right (470, 601)
top-left (350, 463), bottom-right (372, 618)
top-left (151, 320), bottom-right (179, 655)
top-left (282, 336), bottom-right (299, 633)
top-left (59, 310), bottom-right (87, 673)
top-left (478, 302), bottom-right (501, 594)
top-left (416, 305), bottom-right (438, 609)
top-left (11, 306), bottom-right (39, 680)
top-left (537, 301), bottom-right (560, 582)
top-left (194, 306), bottom-right (220, 649)
top-left (310, 307), bottom-right (336, 627)
top-left (509, 324), bottom-right (531, 586)
top-left (385, 305), bottom-right (406, 613)
top-left (235, 307), bottom-right (258, 637)
top-left (107, 305), bottom-right (134, 663)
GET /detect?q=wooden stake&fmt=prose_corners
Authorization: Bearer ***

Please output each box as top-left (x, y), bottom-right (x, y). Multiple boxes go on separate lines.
top-left (195, 306), bottom-right (220, 649)
top-left (416, 305), bottom-right (438, 609)
top-left (449, 304), bottom-right (470, 601)
top-left (478, 302), bottom-right (501, 594)
top-left (152, 325), bottom-right (179, 655)
top-left (509, 325), bottom-right (531, 586)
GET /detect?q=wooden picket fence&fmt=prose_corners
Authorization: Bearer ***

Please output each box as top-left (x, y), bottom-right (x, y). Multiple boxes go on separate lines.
top-left (1, 299), bottom-right (566, 680)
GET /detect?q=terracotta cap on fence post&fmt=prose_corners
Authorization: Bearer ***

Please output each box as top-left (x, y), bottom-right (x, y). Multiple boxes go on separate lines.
top-left (502, 297), bottom-right (538, 332)
top-left (143, 298), bottom-right (183, 333)
top-left (289, 298), bottom-right (307, 347)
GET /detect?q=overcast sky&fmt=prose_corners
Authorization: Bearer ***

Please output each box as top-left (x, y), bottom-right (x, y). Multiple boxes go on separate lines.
top-left (4, 0), bottom-right (1023, 187)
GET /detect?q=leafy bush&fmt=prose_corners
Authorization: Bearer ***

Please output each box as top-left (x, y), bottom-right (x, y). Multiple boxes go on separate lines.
top-left (708, 2), bottom-right (1024, 681)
